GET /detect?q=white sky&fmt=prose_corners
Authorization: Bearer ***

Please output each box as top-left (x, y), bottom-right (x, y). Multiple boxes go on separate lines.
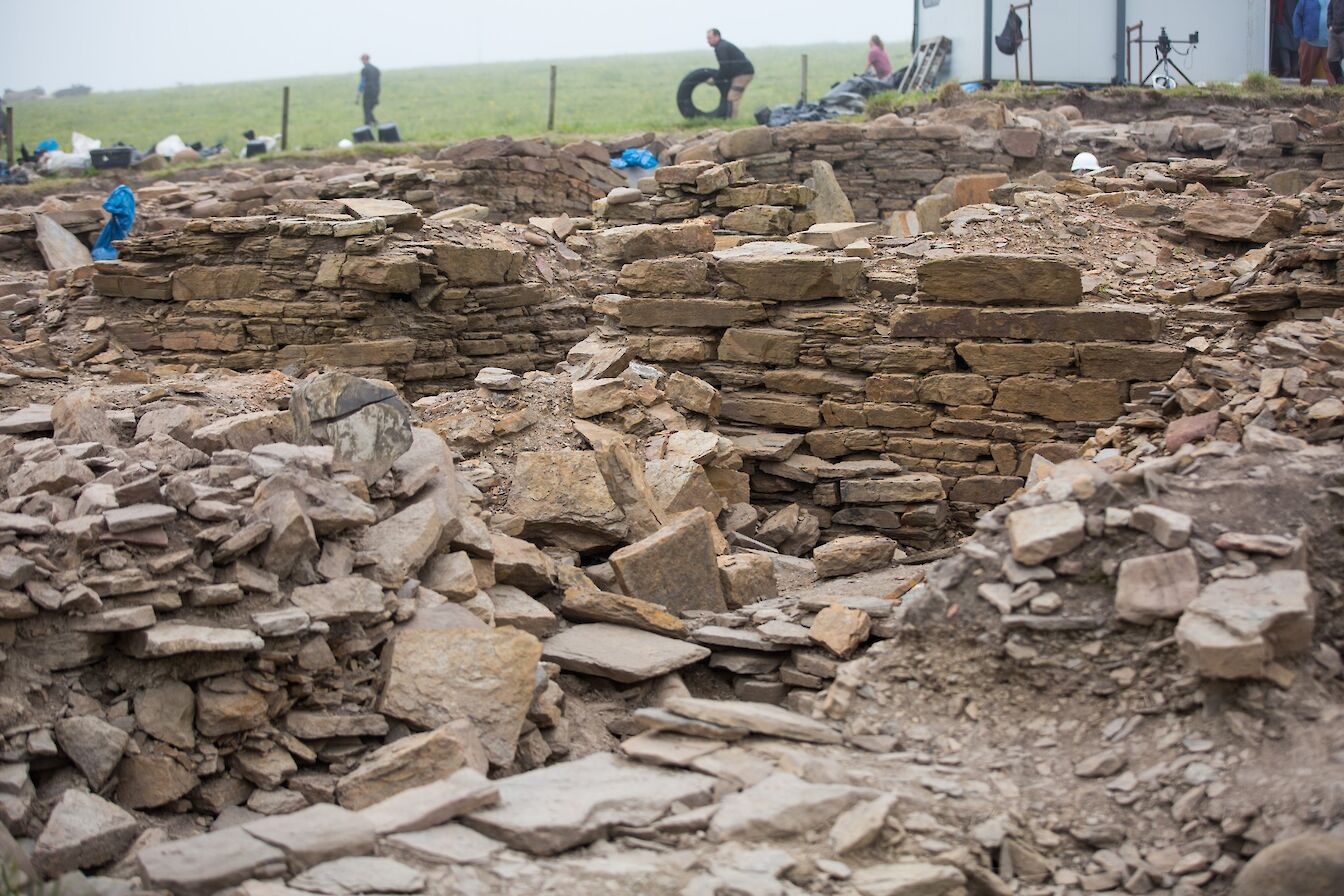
top-left (1, 1), bottom-right (915, 92)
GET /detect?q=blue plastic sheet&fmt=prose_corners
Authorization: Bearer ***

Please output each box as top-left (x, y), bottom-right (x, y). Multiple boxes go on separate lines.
top-left (91, 185), bottom-right (136, 261)
top-left (610, 147), bottom-right (658, 170)
top-left (35, 139), bottom-right (59, 154)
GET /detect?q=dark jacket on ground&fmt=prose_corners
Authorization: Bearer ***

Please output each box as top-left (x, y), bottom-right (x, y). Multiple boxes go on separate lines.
top-left (359, 63), bottom-right (381, 101)
top-left (714, 40), bottom-right (754, 80)
top-left (1330, 0), bottom-right (1344, 32)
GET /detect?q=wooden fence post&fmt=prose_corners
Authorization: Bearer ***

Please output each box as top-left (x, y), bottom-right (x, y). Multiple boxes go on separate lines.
top-left (281, 87), bottom-right (290, 151)
top-left (547, 65), bottom-right (558, 130)
top-left (4, 107), bottom-right (13, 170)
top-left (801, 54), bottom-right (809, 102)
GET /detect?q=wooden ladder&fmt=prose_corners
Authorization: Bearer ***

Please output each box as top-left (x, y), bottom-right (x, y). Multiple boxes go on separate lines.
top-left (897, 36), bottom-right (952, 94)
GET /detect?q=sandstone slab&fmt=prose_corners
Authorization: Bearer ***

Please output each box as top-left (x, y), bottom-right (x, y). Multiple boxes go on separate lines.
top-left (463, 752), bottom-right (717, 855)
top-left (542, 623), bottom-right (709, 683)
top-left (377, 628), bottom-right (542, 766)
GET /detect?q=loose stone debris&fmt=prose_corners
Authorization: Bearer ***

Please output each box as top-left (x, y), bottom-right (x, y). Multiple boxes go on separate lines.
top-left (1, 91), bottom-right (1343, 896)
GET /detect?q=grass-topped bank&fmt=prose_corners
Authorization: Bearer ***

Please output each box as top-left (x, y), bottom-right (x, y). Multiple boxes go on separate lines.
top-left (7, 43), bottom-right (895, 156)
top-left (865, 76), bottom-right (1344, 119)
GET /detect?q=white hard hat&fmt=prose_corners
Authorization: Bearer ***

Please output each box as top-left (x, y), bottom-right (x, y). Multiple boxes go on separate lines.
top-left (338, 138), bottom-right (354, 149)
top-left (1071, 152), bottom-right (1101, 174)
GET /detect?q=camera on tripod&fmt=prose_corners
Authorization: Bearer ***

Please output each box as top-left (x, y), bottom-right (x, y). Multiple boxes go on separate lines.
top-left (1146, 26), bottom-right (1200, 88)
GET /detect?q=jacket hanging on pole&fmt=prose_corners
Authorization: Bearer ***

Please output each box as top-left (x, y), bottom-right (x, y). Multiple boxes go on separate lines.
top-left (995, 10), bottom-right (1025, 55)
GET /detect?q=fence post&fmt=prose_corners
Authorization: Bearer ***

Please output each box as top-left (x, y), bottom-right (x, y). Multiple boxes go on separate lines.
top-left (801, 54), bottom-right (809, 102)
top-left (547, 65), bottom-right (557, 130)
top-left (281, 86), bottom-right (290, 151)
top-left (4, 107), bottom-right (13, 170)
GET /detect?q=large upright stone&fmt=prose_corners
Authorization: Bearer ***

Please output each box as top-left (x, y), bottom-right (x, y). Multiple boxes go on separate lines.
top-left (463, 752), bottom-right (717, 855)
top-left (51, 389), bottom-right (120, 446)
top-left (377, 628), bottom-right (542, 766)
top-left (33, 213), bottom-right (94, 270)
top-left (809, 160), bottom-right (855, 223)
top-left (917, 254), bottom-right (1082, 305)
top-left (1115, 548), bottom-right (1200, 624)
top-left (507, 450), bottom-right (627, 550)
top-left (291, 373), bottom-right (413, 484)
top-left (610, 510), bottom-right (726, 614)
top-left (33, 790), bottom-right (139, 875)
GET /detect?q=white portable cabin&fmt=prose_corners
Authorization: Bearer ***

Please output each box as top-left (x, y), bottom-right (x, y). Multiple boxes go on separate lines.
top-left (912, 0), bottom-right (1272, 87)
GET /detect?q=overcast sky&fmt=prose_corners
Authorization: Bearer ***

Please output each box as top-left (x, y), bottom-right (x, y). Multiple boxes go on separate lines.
top-left (2, 1), bottom-right (915, 92)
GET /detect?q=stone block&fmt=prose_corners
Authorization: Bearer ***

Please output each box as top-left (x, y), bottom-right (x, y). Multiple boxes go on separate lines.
top-left (994, 377), bottom-right (1125, 422)
top-left (610, 509), bottom-right (726, 614)
top-left (1115, 548), bottom-right (1200, 625)
top-left (918, 254), bottom-right (1082, 305)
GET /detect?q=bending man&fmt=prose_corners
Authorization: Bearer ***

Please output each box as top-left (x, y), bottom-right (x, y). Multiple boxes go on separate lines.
top-left (706, 29), bottom-right (754, 118)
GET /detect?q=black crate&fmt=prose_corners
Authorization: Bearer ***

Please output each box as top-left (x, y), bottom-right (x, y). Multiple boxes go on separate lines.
top-left (90, 147), bottom-right (133, 169)
top-left (243, 140), bottom-right (268, 158)
top-left (352, 126), bottom-right (375, 143)
top-left (378, 123), bottom-right (400, 143)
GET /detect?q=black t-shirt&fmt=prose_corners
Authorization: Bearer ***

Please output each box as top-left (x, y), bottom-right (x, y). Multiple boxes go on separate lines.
top-left (361, 63), bottom-right (381, 98)
top-left (715, 40), bottom-right (755, 79)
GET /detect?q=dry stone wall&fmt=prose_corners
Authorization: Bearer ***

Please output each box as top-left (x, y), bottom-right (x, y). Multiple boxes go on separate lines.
top-left (665, 105), bottom-right (1331, 227)
top-left (591, 234), bottom-right (1187, 548)
top-left (76, 200), bottom-right (592, 397)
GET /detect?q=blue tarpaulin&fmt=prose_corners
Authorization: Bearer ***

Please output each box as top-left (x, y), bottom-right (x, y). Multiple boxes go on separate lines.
top-left (610, 147), bottom-right (658, 170)
top-left (91, 185), bottom-right (135, 261)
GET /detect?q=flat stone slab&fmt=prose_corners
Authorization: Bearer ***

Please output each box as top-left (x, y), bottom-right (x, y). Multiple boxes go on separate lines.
top-left (708, 772), bottom-right (871, 841)
top-left (105, 503), bottom-right (177, 534)
top-left (691, 625), bottom-right (789, 652)
top-left (620, 731), bottom-right (726, 768)
top-left (121, 623), bottom-right (264, 658)
top-left (463, 752), bottom-right (717, 855)
top-left (851, 862), bottom-right (967, 896)
top-left (289, 856), bottom-right (425, 895)
top-left (0, 404), bottom-right (54, 434)
top-left (386, 824), bottom-right (505, 866)
top-left (242, 803), bottom-right (376, 871)
top-left (138, 827), bottom-right (288, 896)
top-left (663, 697), bottom-right (842, 744)
top-left (358, 768), bottom-right (499, 835)
top-left (542, 623), bottom-right (710, 683)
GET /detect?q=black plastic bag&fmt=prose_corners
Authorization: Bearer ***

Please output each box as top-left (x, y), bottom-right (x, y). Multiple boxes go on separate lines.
top-left (995, 10), bottom-right (1024, 55)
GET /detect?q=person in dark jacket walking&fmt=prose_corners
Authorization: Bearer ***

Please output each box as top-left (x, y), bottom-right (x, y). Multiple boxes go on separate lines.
top-left (706, 29), bottom-right (754, 118)
top-left (1328, 0), bottom-right (1344, 82)
top-left (357, 54), bottom-right (381, 127)
top-left (1294, 0), bottom-right (1337, 85)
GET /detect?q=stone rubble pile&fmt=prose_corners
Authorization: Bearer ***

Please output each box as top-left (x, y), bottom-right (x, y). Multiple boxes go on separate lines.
top-left (0, 371), bottom-right (603, 844)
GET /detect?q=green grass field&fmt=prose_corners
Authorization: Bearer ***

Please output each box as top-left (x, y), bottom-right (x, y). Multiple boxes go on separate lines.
top-left (6, 43), bottom-right (899, 156)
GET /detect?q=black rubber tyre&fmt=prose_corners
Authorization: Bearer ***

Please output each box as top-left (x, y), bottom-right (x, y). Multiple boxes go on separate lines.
top-left (677, 67), bottom-right (730, 119)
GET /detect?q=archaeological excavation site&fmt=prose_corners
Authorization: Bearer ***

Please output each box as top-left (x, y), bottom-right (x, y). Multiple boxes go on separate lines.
top-left (0, 91), bottom-right (1342, 896)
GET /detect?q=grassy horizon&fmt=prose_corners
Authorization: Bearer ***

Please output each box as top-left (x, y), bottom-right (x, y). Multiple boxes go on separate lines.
top-left (6, 43), bottom-right (900, 157)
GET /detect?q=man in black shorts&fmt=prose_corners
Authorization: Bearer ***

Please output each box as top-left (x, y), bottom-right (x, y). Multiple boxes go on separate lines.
top-left (706, 29), bottom-right (754, 118)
